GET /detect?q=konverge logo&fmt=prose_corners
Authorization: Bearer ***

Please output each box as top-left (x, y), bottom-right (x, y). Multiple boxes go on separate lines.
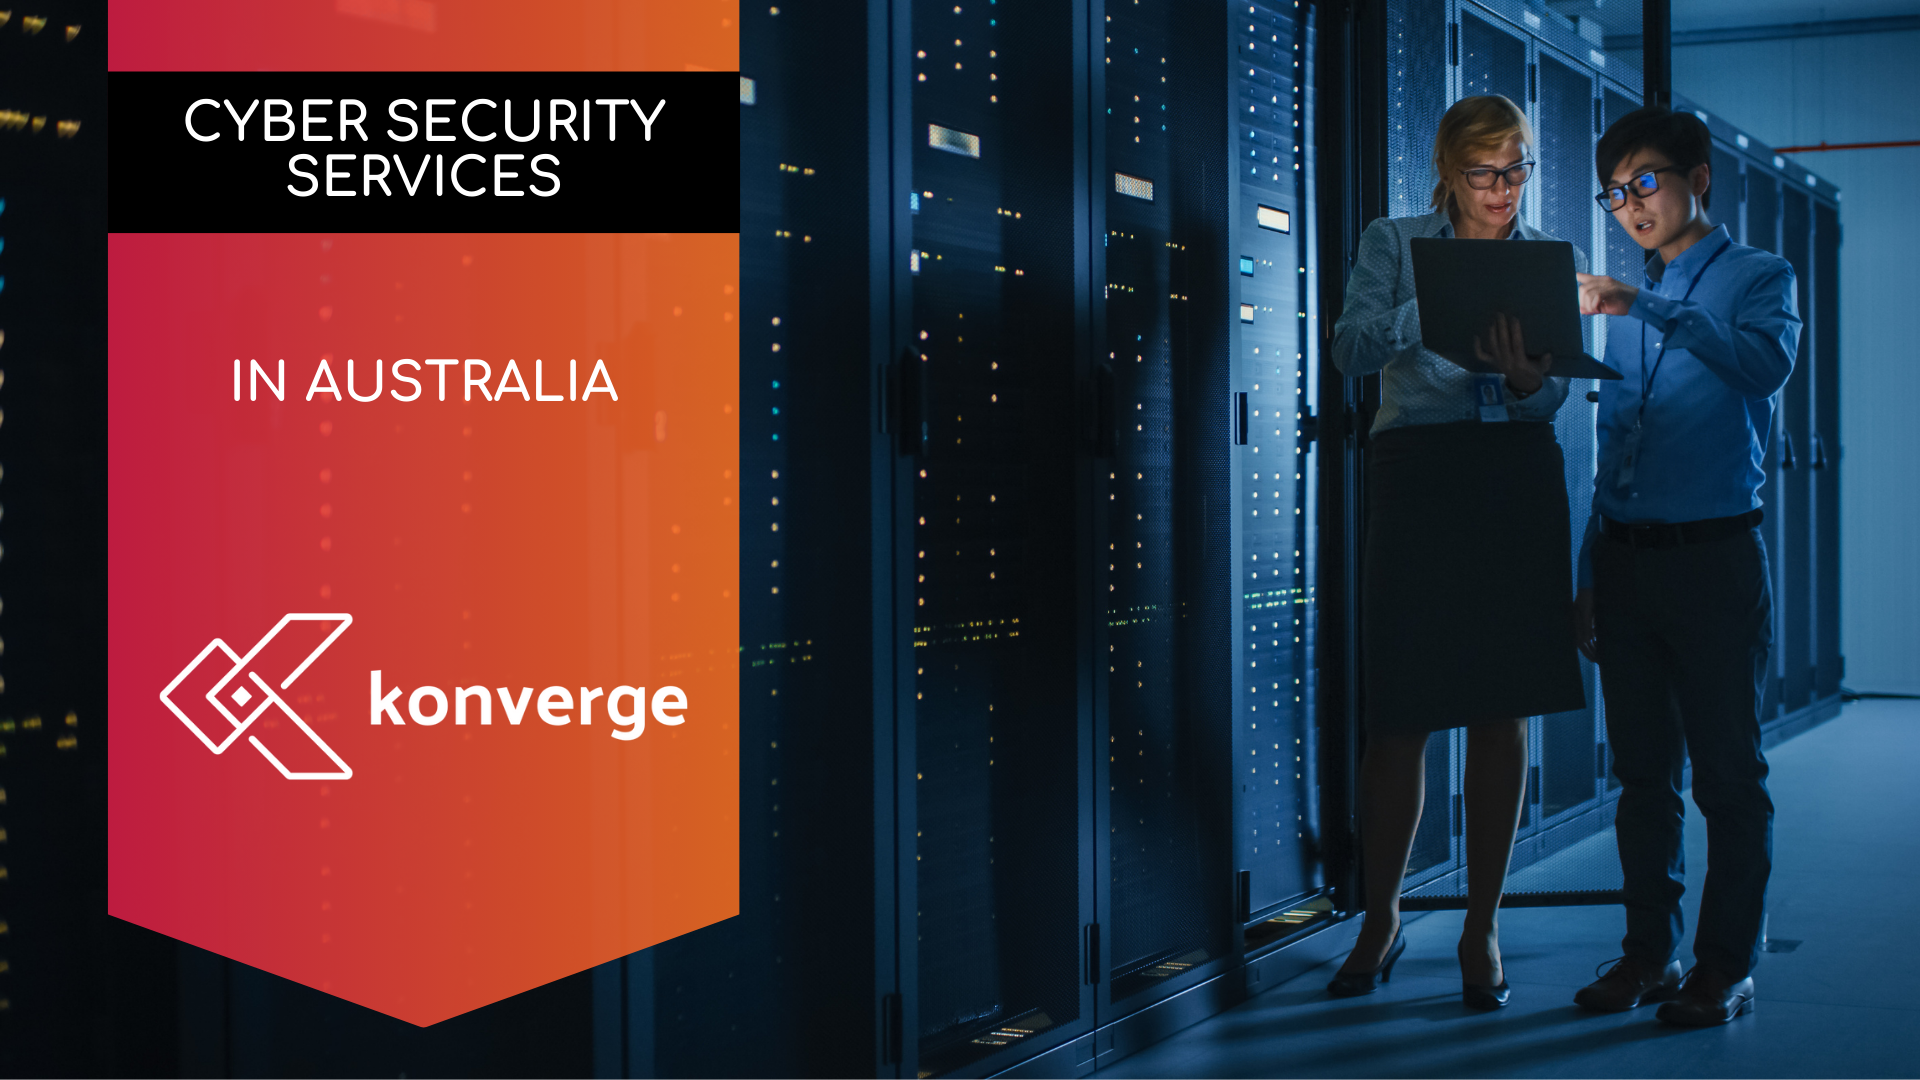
top-left (159, 613), bottom-right (355, 780)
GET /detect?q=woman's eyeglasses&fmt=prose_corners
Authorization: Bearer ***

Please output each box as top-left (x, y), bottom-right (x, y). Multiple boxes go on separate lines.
top-left (1596, 165), bottom-right (1687, 209)
top-left (1460, 161), bottom-right (1535, 190)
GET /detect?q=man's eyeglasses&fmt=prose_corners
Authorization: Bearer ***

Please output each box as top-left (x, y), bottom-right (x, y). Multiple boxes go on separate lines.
top-left (1461, 161), bottom-right (1535, 190)
top-left (1596, 165), bottom-right (1687, 210)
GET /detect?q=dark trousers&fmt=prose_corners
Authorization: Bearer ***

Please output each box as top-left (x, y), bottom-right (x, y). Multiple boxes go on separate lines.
top-left (1594, 525), bottom-right (1775, 980)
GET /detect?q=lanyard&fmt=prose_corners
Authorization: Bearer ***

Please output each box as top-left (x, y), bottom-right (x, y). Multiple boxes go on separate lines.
top-left (1637, 235), bottom-right (1732, 420)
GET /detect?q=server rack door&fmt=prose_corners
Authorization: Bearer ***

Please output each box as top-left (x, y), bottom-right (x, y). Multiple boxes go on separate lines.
top-left (1231, 0), bottom-right (1333, 953)
top-left (1594, 82), bottom-right (1641, 791)
top-left (1404, 5), bottom-right (1527, 885)
top-left (1812, 199), bottom-right (1842, 699)
top-left (1711, 146), bottom-right (1745, 246)
top-left (1531, 47), bottom-right (1605, 833)
top-left (640, 7), bottom-right (891, 1077)
top-left (1742, 167), bottom-right (1784, 719)
top-left (1457, 6), bottom-right (1527, 107)
top-left (1379, 0), bottom-right (1471, 894)
top-left (1779, 188), bottom-right (1813, 712)
top-left (1383, 1), bottom-right (1636, 907)
top-left (1383, 0), bottom-right (1451, 223)
top-left (1093, 0), bottom-right (1240, 1017)
top-left (1745, 168), bottom-right (1780, 256)
top-left (904, 0), bottom-right (1094, 1072)
top-left (1600, 85), bottom-right (1645, 316)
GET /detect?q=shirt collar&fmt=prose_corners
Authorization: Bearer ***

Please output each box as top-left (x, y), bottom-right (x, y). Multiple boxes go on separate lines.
top-left (1432, 208), bottom-right (1531, 240)
top-left (1644, 223), bottom-right (1732, 287)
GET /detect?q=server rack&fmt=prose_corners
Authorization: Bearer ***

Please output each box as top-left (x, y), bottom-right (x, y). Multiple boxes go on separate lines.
top-left (1672, 93), bottom-right (1845, 736)
top-left (0, 6), bottom-right (160, 1075)
top-left (638, 5), bottom-right (894, 1076)
top-left (1380, 0), bottom-right (1648, 908)
top-left (1230, 2), bottom-right (1329, 950)
top-left (900, 0), bottom-right (1096, 1071)
top-left (671, 2), bottom-right (1352, 1077)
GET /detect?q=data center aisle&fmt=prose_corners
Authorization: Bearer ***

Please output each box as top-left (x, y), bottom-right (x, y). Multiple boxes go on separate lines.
top-left (1096, 699), bottom-right (1920, 1078)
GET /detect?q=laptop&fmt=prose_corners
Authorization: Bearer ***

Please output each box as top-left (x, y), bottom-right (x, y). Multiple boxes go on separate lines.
top-left (1409, 237), bottom-right (1623, 380)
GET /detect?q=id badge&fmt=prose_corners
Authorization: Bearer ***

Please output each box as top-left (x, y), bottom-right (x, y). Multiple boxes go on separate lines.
top-left (1615, 423), bottom-right (1643, 488)
top-left (1472, 374), bottom-right (1509, 423)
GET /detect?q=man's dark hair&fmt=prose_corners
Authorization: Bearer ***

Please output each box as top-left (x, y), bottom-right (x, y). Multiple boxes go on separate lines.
top-left (1596, 105), bottom-right (1714, 209)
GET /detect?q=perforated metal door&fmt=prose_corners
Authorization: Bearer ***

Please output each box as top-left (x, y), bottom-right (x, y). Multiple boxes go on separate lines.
top-left (1230, 0), bottom-right (1329, 951)
top-left (1743, 167), bottom-right (1789, 722)
top-left (1779, 189), bottom-right (1813, 712)
top-left (1812, 200), bottom-right (1841, 699)
top-left (907, 0), bottom-right (1091, 1070)
top-left (1380, 0), bottom-right (1638, 908)
top-left (1533, 48), bottom-right (1606, 836)
top-left (1097, 0), bottom-right (1240, 1012)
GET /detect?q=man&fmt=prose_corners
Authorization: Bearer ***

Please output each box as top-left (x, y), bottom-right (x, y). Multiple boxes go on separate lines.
top-left (1570, 105), bottom-right (1801, 1026)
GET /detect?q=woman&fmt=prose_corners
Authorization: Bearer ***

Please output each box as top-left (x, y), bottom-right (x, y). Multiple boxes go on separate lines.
top-left (1326, 95), bottom-right (1587, 1009)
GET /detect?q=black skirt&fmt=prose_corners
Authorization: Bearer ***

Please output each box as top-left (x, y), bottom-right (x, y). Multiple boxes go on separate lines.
top-left (1362, 420), bottom-right (1586, 734)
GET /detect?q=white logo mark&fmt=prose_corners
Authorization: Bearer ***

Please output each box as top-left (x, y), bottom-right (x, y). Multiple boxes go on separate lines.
top-left (159, 614), bottom-right (355, 780)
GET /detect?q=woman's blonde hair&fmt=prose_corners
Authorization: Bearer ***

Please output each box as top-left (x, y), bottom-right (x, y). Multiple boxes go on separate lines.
top-left (1430, 95), bottom-right (1535, 211)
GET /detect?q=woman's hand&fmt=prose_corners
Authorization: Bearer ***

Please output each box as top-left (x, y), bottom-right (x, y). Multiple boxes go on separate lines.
top-left (1576, 272), bottom-right (1638, 316)
top-left (1472, 312), bottom-right (1552, 396)
top-left (1573, 588), bottom-right (1598, 664)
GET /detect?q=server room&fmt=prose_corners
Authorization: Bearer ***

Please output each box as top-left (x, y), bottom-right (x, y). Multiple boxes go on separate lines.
top-left (9, 0), bottom-right (1920, 1076)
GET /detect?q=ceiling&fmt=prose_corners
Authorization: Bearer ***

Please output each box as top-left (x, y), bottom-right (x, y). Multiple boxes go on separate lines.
top-left (1669, 0), bottom-right (1920, 32)
top-left (1549, 0), bottom-right (1920, 42)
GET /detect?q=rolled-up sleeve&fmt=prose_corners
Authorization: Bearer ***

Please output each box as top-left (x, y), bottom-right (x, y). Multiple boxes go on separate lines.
top-left (1629, 262), bottom-right (1799, 400)
top-left (1509, 374), bottom-right (1571, 418)
top-left (1332, 219), bottom-right (1424, 377)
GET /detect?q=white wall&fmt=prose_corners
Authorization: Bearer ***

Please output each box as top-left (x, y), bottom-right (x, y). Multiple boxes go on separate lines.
top-left (1679, 30), bottom-right (1920, 695)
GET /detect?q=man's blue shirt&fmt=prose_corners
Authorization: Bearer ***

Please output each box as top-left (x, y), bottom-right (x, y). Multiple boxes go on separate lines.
top-left (1577, 224), bottom-right (1802, 588)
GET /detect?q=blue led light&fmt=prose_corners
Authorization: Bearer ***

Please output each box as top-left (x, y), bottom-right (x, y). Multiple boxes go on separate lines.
top-left (772, 407), bottom-right (781, 415)
top-left (772, 380), bottom-right (781, 388)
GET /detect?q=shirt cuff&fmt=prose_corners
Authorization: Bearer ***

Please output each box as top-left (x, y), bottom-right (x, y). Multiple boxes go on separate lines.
top-left (1628, 287), bottom-right (1679, 333)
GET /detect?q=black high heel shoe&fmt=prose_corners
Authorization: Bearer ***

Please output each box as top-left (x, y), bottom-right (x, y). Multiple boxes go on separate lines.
top-left (1459, 941), bottom-right (1511, 1009)
top-left (1462, 978), bottom-right (1511, 1010)
top-left (1327, 930), bottom-right (1406, 997)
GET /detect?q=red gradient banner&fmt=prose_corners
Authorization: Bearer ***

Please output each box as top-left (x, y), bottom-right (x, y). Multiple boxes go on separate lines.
top-left (110, 0), bottom-right (738, 72)
top-left (108, 233), bottom-right (740, 1024)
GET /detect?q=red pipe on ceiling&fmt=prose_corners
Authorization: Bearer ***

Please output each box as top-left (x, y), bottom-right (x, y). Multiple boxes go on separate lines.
top-left (1773, 139), bottom-right (1920, 153)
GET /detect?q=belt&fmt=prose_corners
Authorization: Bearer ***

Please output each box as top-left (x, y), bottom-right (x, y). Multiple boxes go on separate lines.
top-left (1601, 508), bottom-right (1763, 549)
